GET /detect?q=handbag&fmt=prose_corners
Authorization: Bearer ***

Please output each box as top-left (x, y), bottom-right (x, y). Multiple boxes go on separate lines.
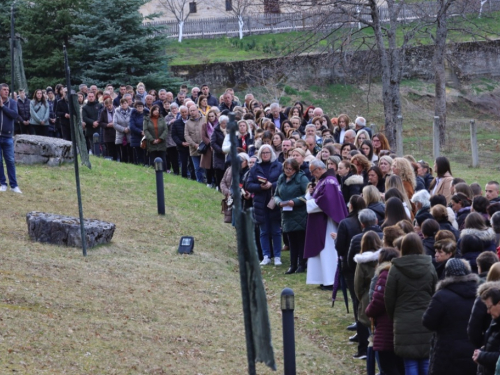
top-left (140, 136), bottom-right (147, 149)
top-left (197, 142), bottom-right (208, 154)
top-left (221, 198), bottom-right (232, 223)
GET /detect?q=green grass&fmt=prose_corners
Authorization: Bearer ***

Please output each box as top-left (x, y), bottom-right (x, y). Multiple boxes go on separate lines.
top-left (168, 12), bottom-right (500, 66)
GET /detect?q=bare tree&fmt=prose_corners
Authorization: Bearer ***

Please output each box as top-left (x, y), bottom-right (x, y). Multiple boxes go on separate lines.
top-left (218, 0), bottom-right (254, 39)
top-left (158, 0), bottom-right (197, 42)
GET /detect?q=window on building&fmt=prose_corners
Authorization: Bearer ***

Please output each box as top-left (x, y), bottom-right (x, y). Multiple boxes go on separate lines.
top-left (226, 0), bottom-right (233, 11)
top-left (189, 1), bottom-right (197, 13)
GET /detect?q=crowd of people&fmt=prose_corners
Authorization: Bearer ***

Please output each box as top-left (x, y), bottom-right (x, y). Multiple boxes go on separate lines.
top-left (3, 80), bottom-right (500, 375)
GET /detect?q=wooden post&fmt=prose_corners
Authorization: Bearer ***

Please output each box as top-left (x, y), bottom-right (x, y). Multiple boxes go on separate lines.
top-left (470, 119), bottom-right (479, 167)
top-left (396, 115), bottom-right (403, 157)
top-left (433, 116), bottom-right (440, 160)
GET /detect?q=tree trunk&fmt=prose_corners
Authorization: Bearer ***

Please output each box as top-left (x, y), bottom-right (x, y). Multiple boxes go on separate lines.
top-left (434, 0), bottom-right (448, 147)
top-left (370, 0), bottom-right (403, 153)
top-left (178, 20), bottom-right (184, 43)
top-left (238, 15), bottom-right (244, 39)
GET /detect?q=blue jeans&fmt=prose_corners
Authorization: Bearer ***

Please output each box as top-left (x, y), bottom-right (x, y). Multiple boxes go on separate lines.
top-left (191, 155), bottom-right (205, 183)
top-left (259, 214), bottom-right (281, 259)
top-left (404, 358), bottom-right (429, 375)
top-left (0, 137), bottom-right (17, 188)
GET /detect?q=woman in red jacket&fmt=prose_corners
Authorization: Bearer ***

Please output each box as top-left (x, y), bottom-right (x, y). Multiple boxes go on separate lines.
top-left (365, 248), bottom-right (405, 375)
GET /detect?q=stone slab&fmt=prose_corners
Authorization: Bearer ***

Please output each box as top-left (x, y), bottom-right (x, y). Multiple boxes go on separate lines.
top-left (15, 135), bottom-right (73, 166)
top-left (26, 211), bottom-right (116, 248)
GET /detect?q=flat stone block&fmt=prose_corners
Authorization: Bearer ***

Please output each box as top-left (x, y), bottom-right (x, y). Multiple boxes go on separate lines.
top-left (15, 135), bottom-right (73, 166)
top-left (26, 211), bottom-right (116, 248)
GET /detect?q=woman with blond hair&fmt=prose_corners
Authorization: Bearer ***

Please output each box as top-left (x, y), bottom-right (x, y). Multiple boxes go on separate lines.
top-left (363, 185), bottom-right (385, 224)
top-left (378, 155), bottom-right (393, 180)
top-left (392, 157), bottom-right (416, 201)
top-left (354, 129), bottom-right (371, 149)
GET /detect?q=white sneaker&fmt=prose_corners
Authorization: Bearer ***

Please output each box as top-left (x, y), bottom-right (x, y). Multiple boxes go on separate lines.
top-left (274, 257), bottom-right (282, 266)
top-left (260, 256), bottom-right (271, 266)
top-left (0, 185), bottom-right (7, 192)
top-left (11, 186), bottom-right (22, 194)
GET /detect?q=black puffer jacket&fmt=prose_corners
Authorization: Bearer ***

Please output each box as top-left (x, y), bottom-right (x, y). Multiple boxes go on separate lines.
top-left (210, 124), bottom-right (226, 171)
top-left (474, 281), bottom-right (500, 375)
top-left (468, 296), bottom-right (490, 349)
top-left (422, 273), bottom-right (479, 375)
top-left (477, 320), bottom-right (500, 375)
top-left (171, 117), bottom-right (187, 147)
top-left (336, 212), bottom-right (363, 271)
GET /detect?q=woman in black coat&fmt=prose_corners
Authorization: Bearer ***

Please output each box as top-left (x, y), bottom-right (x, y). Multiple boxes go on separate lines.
top-left (210, 114), bottom-right (228, 191)
top-left (334, 195), bottom-right (366, 324)
top-left (246, 145), bottom-right (283, 266)
top-left (422, 258), bottom-right (479, 375)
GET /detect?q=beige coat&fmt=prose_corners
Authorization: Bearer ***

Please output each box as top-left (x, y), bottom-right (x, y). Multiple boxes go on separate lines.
top-left (430, 172), bottom-right (453, 204)
top-left (184, 116), bottom-right (206, 156)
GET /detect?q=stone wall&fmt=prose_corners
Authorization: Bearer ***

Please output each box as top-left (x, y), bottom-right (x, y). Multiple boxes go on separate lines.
top-left (170, 40), bottom-right (500, 89)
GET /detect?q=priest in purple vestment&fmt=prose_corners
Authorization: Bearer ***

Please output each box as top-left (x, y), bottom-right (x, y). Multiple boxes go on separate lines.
top-left (304, 159), bottom-right (348, 287)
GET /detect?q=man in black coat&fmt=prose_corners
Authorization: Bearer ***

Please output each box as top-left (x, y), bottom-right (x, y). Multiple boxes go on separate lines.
top-left (82, 92), bottom-right (102, 152)
top-left (16, 89), bottom-right (32, 135)
top-left (347, 208), bottom-right (384, 359)
top-left (201, 84), bottom-right (218, 107)
top-left (218, 92), bottom-right (237, 112)
top-left (266, 102), bottom-right (287, 130)
top-left (56, 89), bottom-right (71, 141)
top-left (473, 281), bottom-right (500, 375)
top-left (171, 105), bottom-right (195, 179)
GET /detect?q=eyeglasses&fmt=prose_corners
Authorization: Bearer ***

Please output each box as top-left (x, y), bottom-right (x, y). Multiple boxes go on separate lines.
top-left (284, 167), bottom-right (294, 172)
top-left (261, 151), bottom-right (271, 155)
top-left (486, 302), bottom-right (497, 312)
top-left (310, 167), bottom-right (318, 174)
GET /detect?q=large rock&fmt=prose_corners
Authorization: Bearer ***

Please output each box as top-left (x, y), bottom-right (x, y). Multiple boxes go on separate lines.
top-left (15, 135), bottom-right (73, 166)
top-left (26, 211), bottom-right (116, 248)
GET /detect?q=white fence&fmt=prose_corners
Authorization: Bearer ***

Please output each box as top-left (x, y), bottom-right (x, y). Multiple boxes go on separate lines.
top-left (147, 0), bottom-right (500, 39)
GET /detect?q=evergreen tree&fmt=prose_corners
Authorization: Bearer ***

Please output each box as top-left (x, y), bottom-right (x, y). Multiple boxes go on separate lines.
top-left (72, 0), bottom-right (178, 90)
top-left (0, 2), bottom-right (12, 84)
top-left (16, 0), bottom-right (86, 90)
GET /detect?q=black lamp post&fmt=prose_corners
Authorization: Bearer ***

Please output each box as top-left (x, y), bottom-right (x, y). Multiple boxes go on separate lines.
top-left (154, 157), bottom-right (165, 215)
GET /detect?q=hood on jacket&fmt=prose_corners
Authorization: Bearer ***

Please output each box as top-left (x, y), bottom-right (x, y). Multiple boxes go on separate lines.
top-left (354, 249), bottom-right (381, 264)
top-left (344, 174), bottom-right (364, 186)
top-left (369, 202), bottom-right (385, 215)
top-left (460, 227), bottom-right (496, 242)
top-left (436, 273), bottom-right (479, 294)
top-left (375, 260), bottom-right (391, 276)
top-left (391, 254), bottom-right (433, 279)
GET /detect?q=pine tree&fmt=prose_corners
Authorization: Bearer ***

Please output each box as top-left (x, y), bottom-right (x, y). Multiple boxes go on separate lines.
top-left (0, 1), bottom-right (12, 84)
top-left (16, 0), bottom-right (86, 89)
top-left (72, 0), bottom-right (178, 90)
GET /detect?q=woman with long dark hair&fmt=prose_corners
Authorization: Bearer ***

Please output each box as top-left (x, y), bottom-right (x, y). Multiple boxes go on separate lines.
top-left (30, 89), bottom-right (50, 136)
top-left (430, 156), bottom-right (453, 204)
top-left (143, 105), bottom-right (168, 170)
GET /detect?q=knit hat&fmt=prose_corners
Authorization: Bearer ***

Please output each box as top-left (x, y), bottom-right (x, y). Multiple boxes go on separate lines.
top-left (445, 258), bottom-right (471, 277)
